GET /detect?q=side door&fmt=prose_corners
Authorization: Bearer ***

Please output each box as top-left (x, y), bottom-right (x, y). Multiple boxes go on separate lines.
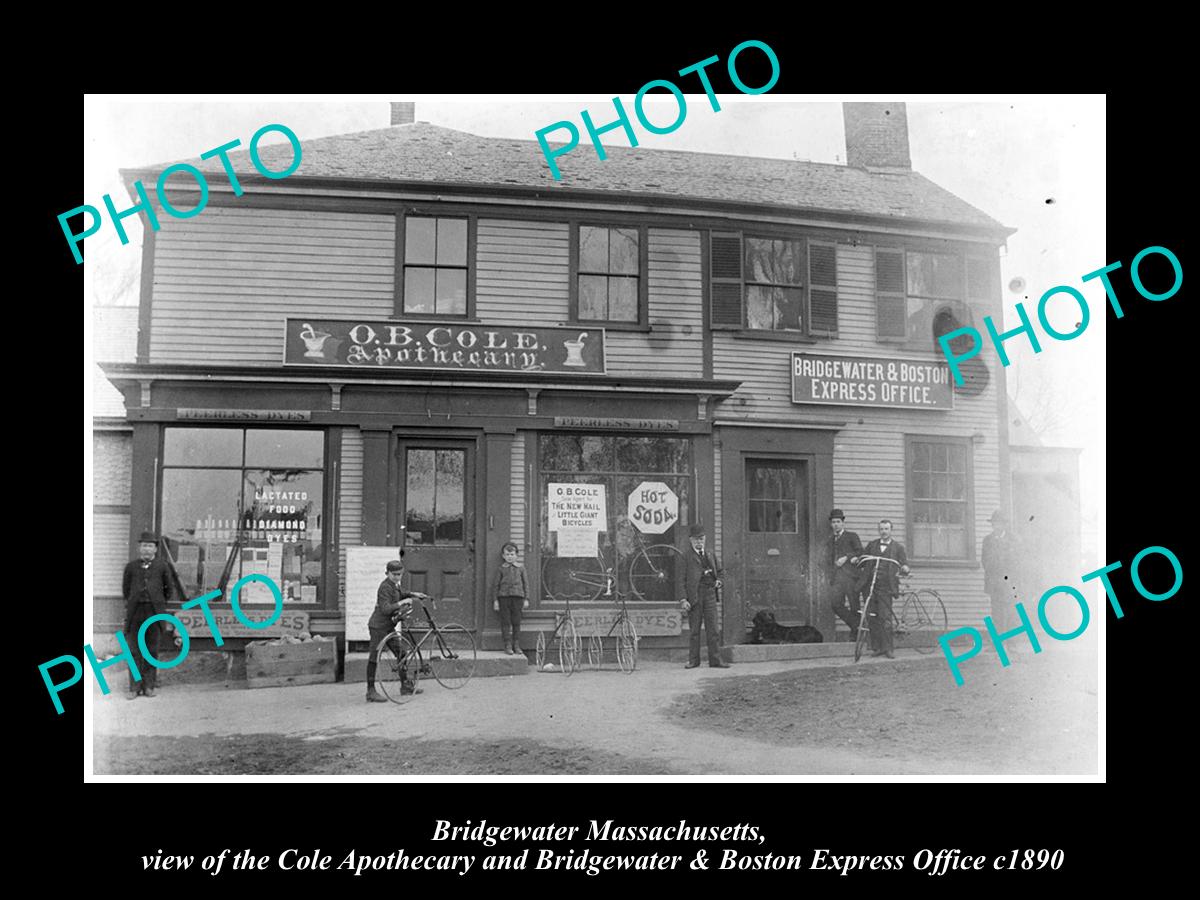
top-left (743, 458), bottom-right (811, 626)
top-left (396, 440), bottom-right (476, 629)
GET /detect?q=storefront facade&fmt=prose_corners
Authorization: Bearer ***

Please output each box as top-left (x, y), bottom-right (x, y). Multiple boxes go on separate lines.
top-left (98, 104), bottom-right (1013, 660)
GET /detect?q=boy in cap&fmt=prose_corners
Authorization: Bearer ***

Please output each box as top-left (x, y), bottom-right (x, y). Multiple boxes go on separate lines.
top-left (366, 555), bottom-right (425, 702)
top-left (679, 524), bottom-right (730, 669)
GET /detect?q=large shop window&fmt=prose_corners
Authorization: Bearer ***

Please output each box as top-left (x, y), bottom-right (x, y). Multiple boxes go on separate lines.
top-left (539, 434), bottom-right (692, 604)
top-left (402, 216), bottom-right (469, 316)
top-left (906, 436), bottom-right (974, 560)
top-left (159, 428), bottom-right (326, 605)
top-left (710, 232), bottom-right (838, 335)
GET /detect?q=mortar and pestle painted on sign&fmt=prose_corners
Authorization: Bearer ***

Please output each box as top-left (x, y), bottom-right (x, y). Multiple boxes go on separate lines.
top-left (563, 332), bottom-right (589, 367)
top-left (299, 323), bottom-right (333, 358)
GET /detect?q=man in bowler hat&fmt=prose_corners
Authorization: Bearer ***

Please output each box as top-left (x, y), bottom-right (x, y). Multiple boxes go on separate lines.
top-left (679, 524), bottom-right (730, 669)
top-left (823, 509), bottom-right (865, 640)
top-left (366, 555), bottom-right (426, 702)
top-left (122, 531), bottom-right (175, 698)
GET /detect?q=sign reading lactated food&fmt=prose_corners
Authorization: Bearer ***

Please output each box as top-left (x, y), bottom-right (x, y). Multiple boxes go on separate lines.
top-left (284, 319), bottom-right (606, 374)
top-left (792, 352), bottom-right (954, 410)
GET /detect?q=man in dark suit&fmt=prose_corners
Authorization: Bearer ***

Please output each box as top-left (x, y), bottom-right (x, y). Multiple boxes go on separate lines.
top-left (122, 531), bottom-right (175, 699)
top-left (861, 519), bottom-right (910, 659)
top-left (981, 510), bottom-right (1022, 632)
top-left (679, 524), bottom-right (730, 669)
top-left (366, 556), bottom-right (426, 702)
top-left (823, 509), bottom-right (865, 640)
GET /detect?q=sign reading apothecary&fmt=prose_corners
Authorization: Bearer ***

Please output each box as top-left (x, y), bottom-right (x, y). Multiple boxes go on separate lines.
top-left (284, 319), bottom-right (607, 375)
top-left (792, 352), bottom-right (954, 410)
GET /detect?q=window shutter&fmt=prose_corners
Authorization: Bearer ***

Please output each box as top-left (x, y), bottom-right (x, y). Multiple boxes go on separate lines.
top-left (875, 248), bottom-right (907, 338)
top-left (710, 232), bottom-right (743, 326)
top-left (808, 241), bottom-right (838, 334)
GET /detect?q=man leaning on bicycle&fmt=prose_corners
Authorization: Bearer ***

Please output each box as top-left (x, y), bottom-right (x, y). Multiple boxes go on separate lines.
top-left (859, 519), bottom-right (910, 659)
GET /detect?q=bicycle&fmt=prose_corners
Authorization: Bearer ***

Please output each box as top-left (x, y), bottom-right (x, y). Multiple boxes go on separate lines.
top-left (541, 538), bottom-right (687, 604)
top-left (586, 592), bottom-right (639, 674)
top-left (535, 594), bottom-right (582, 675)
top-left (374, 595), bottom-right (477, 703)
top-left (896, 579), bottom-right (948, 653)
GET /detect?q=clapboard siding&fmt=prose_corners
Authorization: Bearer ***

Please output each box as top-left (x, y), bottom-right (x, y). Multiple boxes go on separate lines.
top-left (510, 435), bottom-right (527, 554)
top-left (475, 220), bottom-right (569, 324)
top-left (607, 229), bottom-right (703, 377)
top-left (94, 511), bottom-right (130, 597)
top-left (337, 427), bottom-right (364, 618)
top-left (149, 207), bottom-right (395, 365)
top-left (714, 243), bottom-right (1000, 627)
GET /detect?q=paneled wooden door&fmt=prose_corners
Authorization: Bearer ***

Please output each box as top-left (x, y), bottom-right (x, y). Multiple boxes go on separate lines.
top-left (396, 440), bottom-right (476, 629)
top-left (743, 458), bottom-right (811, 626)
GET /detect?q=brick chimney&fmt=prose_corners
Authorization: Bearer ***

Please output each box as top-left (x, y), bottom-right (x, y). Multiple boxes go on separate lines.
top-left (843, 102), bottom-right (911, 171)
top-left (390, 102), bottom-right (415, 126)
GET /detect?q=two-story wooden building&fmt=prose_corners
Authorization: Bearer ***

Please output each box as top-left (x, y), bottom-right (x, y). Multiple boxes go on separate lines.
top-left (98, 102), bottom-right (1014, 665)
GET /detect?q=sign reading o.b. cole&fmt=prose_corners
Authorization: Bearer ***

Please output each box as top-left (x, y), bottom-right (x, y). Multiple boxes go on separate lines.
top-left (284, 319), bottom-right (606, 375)
top-left (792, 352), bottom-right (954, 410)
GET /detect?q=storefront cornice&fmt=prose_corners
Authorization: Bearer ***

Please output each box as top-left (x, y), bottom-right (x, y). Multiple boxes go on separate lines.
top-left (713, 417), bottom-right (847, 430)
top-left (99, 363), bottom-right (743, 398)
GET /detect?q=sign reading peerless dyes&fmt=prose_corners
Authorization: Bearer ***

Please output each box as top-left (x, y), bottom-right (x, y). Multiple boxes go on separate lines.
top-left (792, 352), bottom-right (954, 410)
top-left (284, 319), bottom-right (606, 375)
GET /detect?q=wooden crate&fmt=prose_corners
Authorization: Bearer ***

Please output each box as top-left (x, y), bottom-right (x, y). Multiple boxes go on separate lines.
top-left (245, 640), bottom-right (336, 689)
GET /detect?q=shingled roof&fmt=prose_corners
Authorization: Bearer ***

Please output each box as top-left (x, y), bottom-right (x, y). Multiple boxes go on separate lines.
top-left (130, 122), bottom-right (1010, 235)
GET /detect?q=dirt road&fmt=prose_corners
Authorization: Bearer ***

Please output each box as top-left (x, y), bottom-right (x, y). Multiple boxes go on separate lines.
top-left (93, 642), bottom-right (1097, 776)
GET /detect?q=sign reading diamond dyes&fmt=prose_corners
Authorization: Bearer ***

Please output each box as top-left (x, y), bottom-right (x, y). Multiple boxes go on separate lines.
top-left (284, 319), bottom-right (606, 375)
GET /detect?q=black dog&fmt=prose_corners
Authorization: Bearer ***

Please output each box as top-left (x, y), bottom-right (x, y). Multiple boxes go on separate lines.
top-left (750, 610), bottom-right (823, 644)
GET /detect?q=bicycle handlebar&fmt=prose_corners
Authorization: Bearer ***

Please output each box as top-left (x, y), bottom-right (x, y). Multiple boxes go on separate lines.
top-left (855, 555), bottom-right (902, 566)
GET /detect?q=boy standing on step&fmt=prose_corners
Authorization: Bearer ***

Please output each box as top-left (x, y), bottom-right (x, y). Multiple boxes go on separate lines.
top-left (492, 542), bottom-right (529, 656)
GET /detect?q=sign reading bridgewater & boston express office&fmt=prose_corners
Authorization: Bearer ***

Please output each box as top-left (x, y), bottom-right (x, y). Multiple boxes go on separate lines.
top-left (792, 352), bottom-right (954, 410)
top-left (284, 319), bottom-right (606, 375)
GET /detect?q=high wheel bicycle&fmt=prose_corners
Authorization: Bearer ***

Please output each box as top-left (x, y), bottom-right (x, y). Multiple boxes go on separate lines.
top-left (375, 595), bottom-right (477, 702)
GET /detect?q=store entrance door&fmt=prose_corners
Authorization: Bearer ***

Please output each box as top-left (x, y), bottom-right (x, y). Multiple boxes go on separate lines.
top-left (396, 440), bottom-right (476, 630)
top-left (743, 458), bottom-right (811, 626)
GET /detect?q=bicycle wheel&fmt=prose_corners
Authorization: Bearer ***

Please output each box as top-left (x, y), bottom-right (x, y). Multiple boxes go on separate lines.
top-left (428, 623), bottom-right (477, 688)
top-left (535, 630), bottom-right (547, 671)
top-left (616, 617), bottom-right (638, 674)
top-left (541, 554), bottom-right (608, 603)
top-left (587, 630), bottom-right (603, 669)
top-left (559, 617), bottom-right (580, 675)
top-left (900, 589), bottom-right (948, 654)
top-left (628, 543), bottom-right (687, 604)
top-left (375, 632), bottom-right (421, 704)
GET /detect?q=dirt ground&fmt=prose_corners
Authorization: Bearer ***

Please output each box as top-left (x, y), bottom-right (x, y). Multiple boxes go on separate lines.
top-left (91, 641), bottom-right (1098, 777)
top-left (96, 734), bottom-right (675, 775)
top-left (665, 649), bottom-right (1097, 773)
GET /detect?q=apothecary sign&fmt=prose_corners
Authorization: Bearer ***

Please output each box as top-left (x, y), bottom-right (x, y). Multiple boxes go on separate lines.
top-left (284, 319), bottom-right (606, 375)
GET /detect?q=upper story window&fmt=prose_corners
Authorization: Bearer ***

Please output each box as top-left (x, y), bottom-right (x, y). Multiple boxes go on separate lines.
top-left (571, 224), bottom-right (647, 326)
top-left (402, 216), bottom-right (469, 317)
top-left (710, 232), bottom-right (838, 336)
top-left (875, 248), bottom-right (995, 345)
